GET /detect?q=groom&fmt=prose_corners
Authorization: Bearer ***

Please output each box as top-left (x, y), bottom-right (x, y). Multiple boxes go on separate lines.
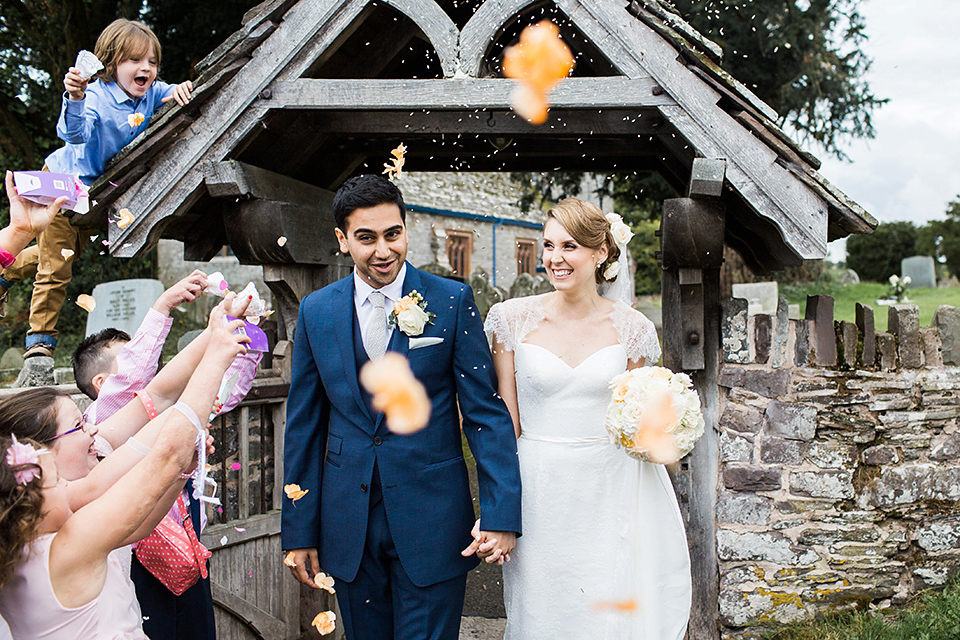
top-left (281, 175), bottom-right (522, 639)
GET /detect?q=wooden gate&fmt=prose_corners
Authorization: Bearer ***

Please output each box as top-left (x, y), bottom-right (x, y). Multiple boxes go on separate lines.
top-left (199, 342), bottom-right (302, 640)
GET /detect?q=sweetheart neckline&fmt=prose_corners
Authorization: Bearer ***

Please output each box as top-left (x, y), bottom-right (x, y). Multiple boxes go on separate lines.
top-left (517, 342), bottom-right (623, 370)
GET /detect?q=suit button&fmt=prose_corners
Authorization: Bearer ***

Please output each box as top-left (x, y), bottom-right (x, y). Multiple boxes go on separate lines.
top-left (373, 436), bottom-right (383, 446)
top-left (360, 484), bottom-right (368, 492)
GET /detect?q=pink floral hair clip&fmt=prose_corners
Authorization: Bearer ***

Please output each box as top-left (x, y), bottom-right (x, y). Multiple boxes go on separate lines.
top-left (5, 435), bottom-right (47, 486)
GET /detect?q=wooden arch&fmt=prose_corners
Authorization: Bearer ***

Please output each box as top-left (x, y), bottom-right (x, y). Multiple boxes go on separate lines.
top-left (377, 0), bottom-right (459, 77)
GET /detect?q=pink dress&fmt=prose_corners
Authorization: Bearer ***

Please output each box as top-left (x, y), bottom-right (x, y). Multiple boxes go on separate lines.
top-left (0, 534), bottom-right (146, 639)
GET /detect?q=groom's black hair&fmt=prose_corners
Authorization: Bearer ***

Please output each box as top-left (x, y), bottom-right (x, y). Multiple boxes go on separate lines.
top-left (333, 174), bottom-right (406, 231)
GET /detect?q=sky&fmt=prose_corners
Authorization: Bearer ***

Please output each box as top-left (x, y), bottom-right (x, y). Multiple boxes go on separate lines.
top-left (817, 0), bottom-right (960, 261)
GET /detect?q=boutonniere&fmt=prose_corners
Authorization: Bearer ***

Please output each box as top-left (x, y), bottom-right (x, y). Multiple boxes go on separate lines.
top-left (388, 290), bottom-right (436, 337)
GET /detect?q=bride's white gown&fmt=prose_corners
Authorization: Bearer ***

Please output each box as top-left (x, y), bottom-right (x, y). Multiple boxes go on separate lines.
top-left (486, 296), bottom-right (691, 640)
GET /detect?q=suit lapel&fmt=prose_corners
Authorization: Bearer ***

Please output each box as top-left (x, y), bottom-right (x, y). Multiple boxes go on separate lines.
top-left (331, 277), bottom-right (374, 423)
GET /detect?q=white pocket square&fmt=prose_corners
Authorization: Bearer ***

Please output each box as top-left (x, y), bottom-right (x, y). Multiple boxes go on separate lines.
top-left (409, 336), bottom-right (444, 350)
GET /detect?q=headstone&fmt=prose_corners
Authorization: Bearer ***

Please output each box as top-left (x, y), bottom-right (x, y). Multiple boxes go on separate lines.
top-left (469, 268), bottom-right (503, 319)
top-left (732, 281), bottom-right (778, 316)
top-left (839, 268), bottom-right (860, 285)
top-left (901, 255), bottom-right (936, 289)
top-left (84, 279), bottom-right (165, 337)
top-left (0, 348), bottom-right (23, 370)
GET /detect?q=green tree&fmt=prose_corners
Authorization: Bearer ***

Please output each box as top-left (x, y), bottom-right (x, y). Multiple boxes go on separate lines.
top-left (925, 197), bottom-right (960, 280)
top-left (844, 221), bottom-right (917, 283)
top-left (671, 0), bottom-right (886, 159)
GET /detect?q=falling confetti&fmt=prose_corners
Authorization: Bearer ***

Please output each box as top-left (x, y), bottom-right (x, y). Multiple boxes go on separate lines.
top-left (234, 526), bottom-right (246, 533)
top-left (359, 352), bottom-right (431, 434)
top-left (313, 572), bottom-right (336, 594)
top-left (127, 112), bottom-right (145, 128)
top-left (631, 393), bottom-right (682, 465)
top-left (312, 611), bottom-right (336, 636)
top-left (61, 248), bottom-right (75, 259)
top-left (76, 294), bottom-right (96, 313)
top-left (382, 143), bottom-right (407, 180)
top-left (220, 535), bottom-right (228, 545)
top-left (593, 599), bottom-right (639, 612)
top-left (277, 236), bottom-right (287, 247)
top-left (284, 483), bottom-right (309, 503)
top-left (283, 552), bottom-right (297, 568)
top-left (502, 21), bottom-right (575, 125)
top-left (230, 462), bottom-right (242, 471)
top-left (116, 208), bottom-right (135, 229)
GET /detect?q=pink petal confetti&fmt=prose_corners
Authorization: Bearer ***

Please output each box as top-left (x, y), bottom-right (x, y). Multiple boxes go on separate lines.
top-left (108, 181), bottom-right (118, 187)
top-left (247, 571), bottom-right (253, 578)
top-left (101, 239), bottom-right (110, 246)
top-left (230, 462), bottom-right (242, 471)
top-left (234, 526), bottom-right (246, 532)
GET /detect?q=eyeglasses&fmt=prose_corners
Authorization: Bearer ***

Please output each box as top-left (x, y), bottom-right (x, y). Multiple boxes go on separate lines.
top-left (47, 423), bottom-right (90, 442)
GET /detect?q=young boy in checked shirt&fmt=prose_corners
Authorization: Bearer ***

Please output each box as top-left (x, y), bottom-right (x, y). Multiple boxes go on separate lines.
top-left (71, 269), bottom-right (261, 640)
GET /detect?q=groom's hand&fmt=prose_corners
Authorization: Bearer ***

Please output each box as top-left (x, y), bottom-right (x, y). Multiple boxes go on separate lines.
top-left (461, 519), bottom-right (517, 565)
top-left (286, 548), bottom-right (320, 586)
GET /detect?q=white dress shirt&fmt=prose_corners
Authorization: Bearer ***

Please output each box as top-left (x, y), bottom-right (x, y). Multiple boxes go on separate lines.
top-left (353, 263), bottom-right (407, 351)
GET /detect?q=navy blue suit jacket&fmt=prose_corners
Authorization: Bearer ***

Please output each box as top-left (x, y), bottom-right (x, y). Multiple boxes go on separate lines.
top-left (281, 264), bottom-right (522, 587)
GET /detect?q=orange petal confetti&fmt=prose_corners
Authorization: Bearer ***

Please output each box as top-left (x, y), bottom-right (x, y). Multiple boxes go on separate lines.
top-left (312, 611), bottom-right (336, 636)
top-left (76, 294), bottom-right (96, 313)
top-left (313, 571), bottom-right (336, 594)
top-left (277, 236), bottom-right (287, 247)
top-left (593, 599), bottom-right (639, 612)
top-left (632, 393), bottom-right (681, 465)
top-left (60, 248), bottom-right (75, 259)
top-left (502, 21), bottom-right (575, 125)
top-left (359, 352), bottom-right (431, 434)
top-left (284, 483), bottom-right (309, 503)
top-left (127, 112), bottom-right (145, 128)
top-left (116, 208), bottom-right (135, 229)
top-left (382, 143), bottom-right (407, 180)
top-left (283, 551), bottom-right (297, 568)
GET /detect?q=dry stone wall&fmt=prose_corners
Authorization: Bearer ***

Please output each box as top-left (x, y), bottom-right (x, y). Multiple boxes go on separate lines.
top-left (717, 296), bottom-right (960, 638)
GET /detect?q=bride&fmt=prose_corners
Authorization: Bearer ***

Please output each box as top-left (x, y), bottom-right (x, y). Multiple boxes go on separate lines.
top-left (485, 198), bottom-right (691, 639)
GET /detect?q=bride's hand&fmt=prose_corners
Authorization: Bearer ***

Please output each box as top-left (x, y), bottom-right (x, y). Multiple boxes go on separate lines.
top-left (460, 519), bottom-right (515, 565)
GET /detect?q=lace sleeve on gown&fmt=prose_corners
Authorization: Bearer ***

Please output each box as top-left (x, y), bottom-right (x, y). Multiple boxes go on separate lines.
top-left (484, 296), bottom-right (546, 352)
top-left (611, 300), bottom-right (662, 364)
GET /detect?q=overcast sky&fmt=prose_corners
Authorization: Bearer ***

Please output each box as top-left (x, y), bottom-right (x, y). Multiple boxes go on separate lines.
top-left (817, 0), bottom-right (960, 260)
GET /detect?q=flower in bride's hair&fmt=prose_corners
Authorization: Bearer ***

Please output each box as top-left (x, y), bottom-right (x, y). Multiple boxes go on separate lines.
top-left (312, 611), bottom-right (336, 635)
top-left (605, 212), bottom-right (634, 247)
top-left (284, 483), bottom-right (309, 503)
top-left (359, 353), bottom-right (431, 434)
top-left (602, 260), bottom-right (621, 280)
top-left (313, 572), bottom-right (336, 594)
top-left (5, 435), bottom-right (42, 485)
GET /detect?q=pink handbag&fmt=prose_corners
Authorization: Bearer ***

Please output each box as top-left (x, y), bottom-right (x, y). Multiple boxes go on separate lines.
top-left (135, 494), bottom-right (212, 596)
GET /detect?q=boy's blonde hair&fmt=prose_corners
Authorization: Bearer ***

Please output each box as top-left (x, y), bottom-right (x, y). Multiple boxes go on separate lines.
top-left (93, 19), bottom-right (162, 83)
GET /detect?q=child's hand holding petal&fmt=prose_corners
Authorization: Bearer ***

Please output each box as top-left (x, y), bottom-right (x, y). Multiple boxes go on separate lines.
top-left (63, 68), bottom-right (88, 101)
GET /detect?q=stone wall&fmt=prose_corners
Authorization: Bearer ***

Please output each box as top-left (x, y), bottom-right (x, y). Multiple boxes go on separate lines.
top-left (717, 296), bottom-right (960, 638)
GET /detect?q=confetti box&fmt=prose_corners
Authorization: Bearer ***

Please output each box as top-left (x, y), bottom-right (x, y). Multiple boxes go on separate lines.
top-left (12, 171), bottom-right (89, 214)
top-left (225, 315), bottom-right (270, 352)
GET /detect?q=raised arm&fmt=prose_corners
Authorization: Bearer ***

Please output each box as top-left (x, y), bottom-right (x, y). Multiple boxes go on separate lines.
top-left (49, 303), bottom-right (249, 607)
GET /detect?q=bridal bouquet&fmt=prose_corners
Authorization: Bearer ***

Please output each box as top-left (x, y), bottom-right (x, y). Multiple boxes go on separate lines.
top-left (604, 367), bottom-right (705, 464)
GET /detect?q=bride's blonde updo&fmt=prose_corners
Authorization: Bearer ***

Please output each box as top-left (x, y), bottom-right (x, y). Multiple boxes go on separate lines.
top-left (545, 198), bottom-right (621, 284)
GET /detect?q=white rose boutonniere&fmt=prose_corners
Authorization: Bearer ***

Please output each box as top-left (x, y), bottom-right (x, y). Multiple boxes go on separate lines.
top-left (388, 290), bottom-right (436, 337)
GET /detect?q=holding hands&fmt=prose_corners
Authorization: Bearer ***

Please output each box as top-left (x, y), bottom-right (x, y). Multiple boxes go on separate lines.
top-left (462, 519), bottom-right (517, 565)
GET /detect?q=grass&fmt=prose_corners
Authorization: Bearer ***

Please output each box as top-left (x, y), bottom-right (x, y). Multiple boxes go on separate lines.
top-left (766, 580), bottom-right (960, 639)
top-left (779, 282), bottom-right (960, 333)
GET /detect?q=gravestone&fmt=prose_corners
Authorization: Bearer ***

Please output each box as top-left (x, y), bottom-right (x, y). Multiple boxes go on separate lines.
top-left (901, 256), bottom-right (936, 289)
top-left (732, 281), bottom-right (778, 316)
top-left (84, 279), bottom-right (165, 337)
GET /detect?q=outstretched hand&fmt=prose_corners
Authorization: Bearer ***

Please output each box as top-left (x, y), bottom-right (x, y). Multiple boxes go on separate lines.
top-left (64, 67), bottom-right (89, 101)
top-left (161, 81), bottom-right (193, 106)
top-left (2, 170), bottom-right (66, 254)
top-left (461, 519), bottom-right (516, 565)
top-left (205, 295), bottom-right (251, 366)
top-left (154, 269), bottom-right (207, 314)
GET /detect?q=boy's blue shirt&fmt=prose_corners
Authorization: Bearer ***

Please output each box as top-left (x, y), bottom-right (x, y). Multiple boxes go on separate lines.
top-left (45, 79), bottom-right (174, 184)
